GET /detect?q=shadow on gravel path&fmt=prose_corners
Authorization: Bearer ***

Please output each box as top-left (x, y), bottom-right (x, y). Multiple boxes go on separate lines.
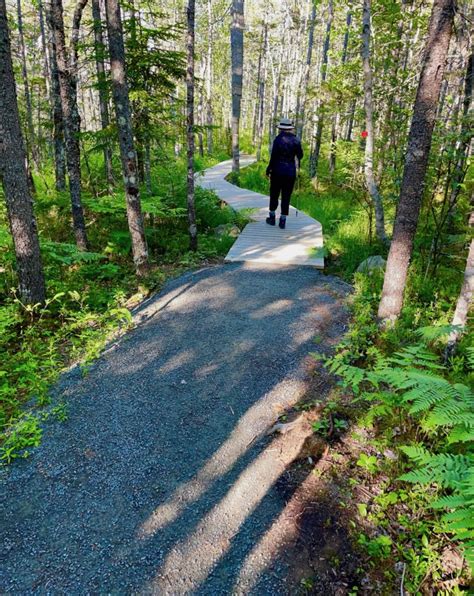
top-left (0, 263), bottom-right (350, 594)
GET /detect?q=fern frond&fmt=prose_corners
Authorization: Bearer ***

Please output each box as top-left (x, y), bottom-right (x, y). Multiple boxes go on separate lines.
top-left (432, 494), bottom-right (471, 509)
top-left (416, 325), bottom-right (462, 342)
top-left (388, 344), bottom-right (445, 370)
top-left (447, 425), bottom-right (474, 444)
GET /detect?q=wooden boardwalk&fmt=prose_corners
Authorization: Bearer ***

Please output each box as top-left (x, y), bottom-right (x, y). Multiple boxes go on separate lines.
top-left (198, 157), bottom-right (324, 268)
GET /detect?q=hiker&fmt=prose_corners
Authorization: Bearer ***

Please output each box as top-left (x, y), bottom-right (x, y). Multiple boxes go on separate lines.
top-left (265, 118), bottom-right (303, 230)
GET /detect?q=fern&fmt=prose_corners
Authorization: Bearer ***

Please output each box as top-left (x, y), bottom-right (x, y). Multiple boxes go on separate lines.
top-left (324, 325), bottom-right (474, 573)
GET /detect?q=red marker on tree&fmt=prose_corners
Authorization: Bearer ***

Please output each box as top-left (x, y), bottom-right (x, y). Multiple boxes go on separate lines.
top-left (361, 130), bottom-right (368, 139)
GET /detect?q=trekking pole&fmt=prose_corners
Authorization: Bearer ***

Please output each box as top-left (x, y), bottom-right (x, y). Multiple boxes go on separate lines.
top-left (296, 167), bottom-right (300, 217)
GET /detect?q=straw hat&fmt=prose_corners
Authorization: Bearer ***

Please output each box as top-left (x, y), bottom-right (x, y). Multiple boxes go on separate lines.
top-left (277, 117), bottom-right (295, 130)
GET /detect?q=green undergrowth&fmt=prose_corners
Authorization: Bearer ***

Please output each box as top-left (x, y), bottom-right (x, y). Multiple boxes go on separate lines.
top-left (311, 273), bottom-right (473, 592)
top-left (0, 147), bottom-right (242, 462)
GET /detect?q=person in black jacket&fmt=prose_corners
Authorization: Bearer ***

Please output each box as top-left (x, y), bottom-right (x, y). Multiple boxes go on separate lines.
top-left (265, 118), bottom-right (303, 229)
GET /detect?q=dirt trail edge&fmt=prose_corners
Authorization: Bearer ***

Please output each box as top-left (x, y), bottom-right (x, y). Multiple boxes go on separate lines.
top-left (1, 267), bottom-right (350, 593)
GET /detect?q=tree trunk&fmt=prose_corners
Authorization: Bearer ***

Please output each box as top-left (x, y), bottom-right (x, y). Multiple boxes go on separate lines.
top-left (269, 48), bottom-right (283, 152)
top-left (297, 0), bottom-right (317, 140)
top-left (17, 0), bottom-right (39, 169)
top-left (186, 0), bottom-right (198, 251)
top-left (0, 0), bottom-right (46, 304)
top-left (345, 99), bottom-right (356, 141)
top-left (48, 15), bottom-right (67, 192)
top-left (256, 23), bottom-right (268, 161)
top-left (361, 0), bottom-right (387, 244)
top-left (38, 0), bottom-right (51, 97)
top-left (252, 25), bottom-right (264, 144)
top-left (328, 11), bottom-right (352, 176)
top-left (377, 0), bottom-right (456, 323)
top-left (445, 212), bottom-right (474, 359)
top-left (105, 0), bottom-right (149, 275)
top-left (92, 0), bottom-right (114, 186)
top-left (49, 0), bottom-right (89, 250)
top-left (309, 0), bottom-right (333, 178)
top-left (198, 81), bottom-right (204, 159)
top-left (329, 114), bottom-right (338, 176)
top-left (230, 0), bottom-right (244, 173)
top-left (144, 137), bottom-right (152, 195)
top-left (342, 11), bottom-right (352, 63)
top-left (206, 0), bottom-right (213, 155)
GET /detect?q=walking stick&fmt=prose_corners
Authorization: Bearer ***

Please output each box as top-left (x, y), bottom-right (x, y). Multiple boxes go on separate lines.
top-left (296, 167), bottom-right (300, 217)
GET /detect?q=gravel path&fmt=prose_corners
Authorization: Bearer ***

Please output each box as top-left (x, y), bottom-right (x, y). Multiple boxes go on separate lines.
top-left (1, 262), bottom-right (349, 595)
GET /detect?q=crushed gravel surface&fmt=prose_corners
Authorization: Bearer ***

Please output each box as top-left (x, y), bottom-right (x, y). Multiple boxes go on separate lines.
top-left (0, 263), bottom-right (350, 594)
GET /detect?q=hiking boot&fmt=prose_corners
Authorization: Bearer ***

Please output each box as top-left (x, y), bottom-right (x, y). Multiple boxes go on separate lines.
top-left (266, 214), bottom-right (276, 226)
top-left (279, 217), bottom-right (286, 229)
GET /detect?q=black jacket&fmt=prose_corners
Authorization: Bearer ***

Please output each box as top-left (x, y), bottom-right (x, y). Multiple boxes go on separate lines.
top-left (266, 132), bottom-right (303, 177)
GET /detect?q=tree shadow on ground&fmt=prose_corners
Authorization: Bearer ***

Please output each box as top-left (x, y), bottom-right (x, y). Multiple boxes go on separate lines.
top-left (0, 262), bottom-right (351, 594)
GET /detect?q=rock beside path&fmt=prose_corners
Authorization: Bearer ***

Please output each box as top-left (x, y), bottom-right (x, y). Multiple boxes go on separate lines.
top-left (357, 255), bottom-right (386, 274)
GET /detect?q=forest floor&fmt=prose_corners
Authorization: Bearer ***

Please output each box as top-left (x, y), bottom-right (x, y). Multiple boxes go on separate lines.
top-left (0, 262), bottom-right (353, 594)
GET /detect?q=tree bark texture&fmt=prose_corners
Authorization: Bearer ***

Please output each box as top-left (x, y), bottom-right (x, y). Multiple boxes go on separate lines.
top-left (378, 0), bottom-right (456, 322)
top-left (0, 0), bottom-right (46, 304)
top-left (49, 0), bottom-right (89, 250)
top-left (105, 0), bottom-right (149, 275)
top-left (361, 0), bottom-right (387, 244)
top-left (230, 0), bottom-right (244, 173)
top-left (186, 0), bottom-right (198, 251)
top-left (92, 0), bottom-right (114, 185)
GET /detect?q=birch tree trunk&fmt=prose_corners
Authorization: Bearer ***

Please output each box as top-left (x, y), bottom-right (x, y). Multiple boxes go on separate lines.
top-left (296, 0), bottom-right (317, 140)
top-left (378, 0), bottom-right (456, 323)
top-left (105, 0), bottom-right (149, 275)
top-left (49, 0), bottom-right (89, 250)
top-left (309, 0), bottom-right (333, 178)
top-left (92, 0), bottom-right (114, 185)
top-left (256, 23), bottom-right (268, 161)
top-left (361, 0), bottom-right (387, 244)
top-left (48, 17), bottom-right (67, 191)
top-left (329, 10), bottom-right (352, 175)
top-left (38, 0), bottom-right (51, 98)
top-left (0, 0), bottom-right (46, 304)
top-left (186, 0), bottom-right (198, 250)
top-left (329, 114), bottom-right (338, 176)
top-left (206, 0), bottom-right (213, 154)
top-left (252, 26), bottom-right (264, 144)
top-left (17, 0), bottom-right (39, 169)
top-left (230, 0), bottom-right (244, 174)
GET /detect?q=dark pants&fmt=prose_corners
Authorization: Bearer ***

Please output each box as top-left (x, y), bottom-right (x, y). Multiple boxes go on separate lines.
top-left (269, 174), bottom-right (296, 216)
